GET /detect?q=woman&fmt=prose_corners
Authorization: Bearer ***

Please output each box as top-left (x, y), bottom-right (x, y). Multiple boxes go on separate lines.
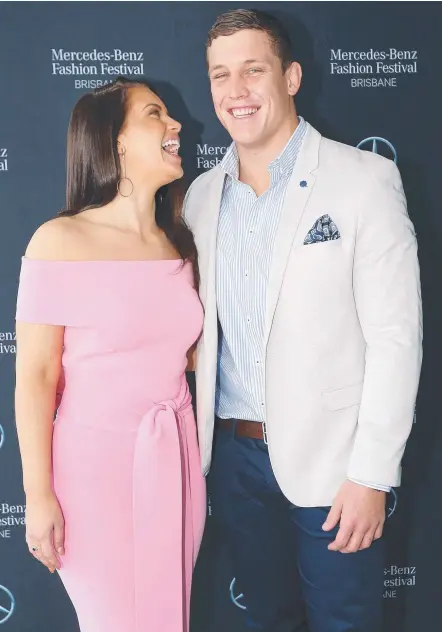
top-left (14, 76), bottom-right (206, 632)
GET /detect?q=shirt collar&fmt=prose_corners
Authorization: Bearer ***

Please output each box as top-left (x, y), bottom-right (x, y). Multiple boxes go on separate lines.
top-left (220, 141), bottom-right (240, 179)
top-left (220, 116), bottom-right (307, 182)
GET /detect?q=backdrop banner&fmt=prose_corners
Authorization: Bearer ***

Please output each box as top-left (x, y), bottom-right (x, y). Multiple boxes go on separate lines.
top-left (0, 2), bottom-right (441, 631)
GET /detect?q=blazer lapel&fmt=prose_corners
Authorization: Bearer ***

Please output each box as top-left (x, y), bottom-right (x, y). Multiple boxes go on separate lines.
top-left (200, 168), bottom-right (224, 355)
top-left (264, 125), bottom-right (321, 346)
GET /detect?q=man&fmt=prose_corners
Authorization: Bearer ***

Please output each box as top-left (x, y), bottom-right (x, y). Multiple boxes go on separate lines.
top-left (184, 9), bottom-right (422, 632)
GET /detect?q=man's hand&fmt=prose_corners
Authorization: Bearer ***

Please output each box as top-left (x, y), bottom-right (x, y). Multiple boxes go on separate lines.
top-left (322, 480), bottom-right (386, 553)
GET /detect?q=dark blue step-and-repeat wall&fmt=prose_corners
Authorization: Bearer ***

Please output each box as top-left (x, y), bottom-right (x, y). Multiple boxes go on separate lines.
top-left (1, 2), bottom-right (441, 630)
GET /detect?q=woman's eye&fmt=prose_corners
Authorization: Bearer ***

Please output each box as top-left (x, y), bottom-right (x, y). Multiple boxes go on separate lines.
top-left (150, 109), bottom-right (161, 117)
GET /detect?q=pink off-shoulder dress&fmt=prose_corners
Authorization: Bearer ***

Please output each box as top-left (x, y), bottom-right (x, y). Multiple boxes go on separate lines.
top-left (15, 257), bottom-right (206, 632)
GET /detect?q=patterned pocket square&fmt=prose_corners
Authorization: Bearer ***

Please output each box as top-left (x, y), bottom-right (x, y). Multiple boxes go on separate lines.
top-left (304, 214), bottom-right (341, 245)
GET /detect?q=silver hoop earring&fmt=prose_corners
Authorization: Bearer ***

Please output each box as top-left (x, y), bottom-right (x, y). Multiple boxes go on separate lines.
top-left (117, 145), bottom-right (134, 197)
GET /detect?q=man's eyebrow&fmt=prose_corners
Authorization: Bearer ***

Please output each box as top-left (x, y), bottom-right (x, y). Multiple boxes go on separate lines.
top-left (209, 59), bottom-right (268, 73)
top-left (209, 65), bottom-right (226, 73)
top-left (243, 59), bottom-right (267, 65)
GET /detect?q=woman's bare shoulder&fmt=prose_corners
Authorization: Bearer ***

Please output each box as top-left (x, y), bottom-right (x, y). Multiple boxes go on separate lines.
top-left (25, 216), bottom-right (87, 261)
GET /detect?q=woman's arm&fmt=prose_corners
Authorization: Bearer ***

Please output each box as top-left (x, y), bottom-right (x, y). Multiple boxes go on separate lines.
top-left (15, 219), bottom-right (80, 572)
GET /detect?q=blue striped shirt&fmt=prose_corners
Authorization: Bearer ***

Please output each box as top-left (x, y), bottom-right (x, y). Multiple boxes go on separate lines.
top-left (215, 118), bottom-right (307, 421)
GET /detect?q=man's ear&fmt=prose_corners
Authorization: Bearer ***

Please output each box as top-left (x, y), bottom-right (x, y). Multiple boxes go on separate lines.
top-left (286, 61), bottom-right (302, 97)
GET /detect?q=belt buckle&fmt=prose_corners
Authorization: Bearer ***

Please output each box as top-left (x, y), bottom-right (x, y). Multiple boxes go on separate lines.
top-left (262, 421), bottom-right (268, 445)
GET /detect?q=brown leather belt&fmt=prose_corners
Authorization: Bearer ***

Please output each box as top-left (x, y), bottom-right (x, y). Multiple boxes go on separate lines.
top-left (216, 417), bottom-right (267, 442)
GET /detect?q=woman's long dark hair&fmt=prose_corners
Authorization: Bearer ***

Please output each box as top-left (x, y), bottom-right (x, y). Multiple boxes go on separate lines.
top-left (59, 76), bottom-right (198, 287)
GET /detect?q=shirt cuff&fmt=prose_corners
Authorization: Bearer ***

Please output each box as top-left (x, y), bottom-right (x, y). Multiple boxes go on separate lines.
top-left (348, 478), bottom-right (391, 493)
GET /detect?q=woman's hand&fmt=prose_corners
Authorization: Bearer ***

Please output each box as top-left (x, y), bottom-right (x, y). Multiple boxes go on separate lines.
top-left (25, 491), bottom-right (65, 573)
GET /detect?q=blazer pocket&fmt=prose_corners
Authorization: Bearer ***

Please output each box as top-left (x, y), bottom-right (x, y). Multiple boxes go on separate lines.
top-left (292, 240), bottom-right (343, 256)
top-left (302, 238), bottom-right (342, 250)
top-left (322, 382), bottom-right (363, 411)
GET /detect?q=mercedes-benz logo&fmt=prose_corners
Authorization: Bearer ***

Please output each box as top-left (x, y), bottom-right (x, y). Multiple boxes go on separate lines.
top-left (357, 137), bottom-right (397, 164)
top-left (0, 425), bottom-right (4, 449)
top-left (0, 585), bottom-right (15, 624)
top-left (229, 577), bottom-right (247, 610)
top-left (387, 488), bottom-right (398, 519)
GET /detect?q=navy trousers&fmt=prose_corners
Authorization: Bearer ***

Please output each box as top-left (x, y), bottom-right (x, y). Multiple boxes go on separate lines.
top-left (208, 422), bottom-right (385, 632)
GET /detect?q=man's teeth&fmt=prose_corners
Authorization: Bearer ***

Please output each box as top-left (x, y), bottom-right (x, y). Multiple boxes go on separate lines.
top-left (231, 107), bottom-right (258, 118)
